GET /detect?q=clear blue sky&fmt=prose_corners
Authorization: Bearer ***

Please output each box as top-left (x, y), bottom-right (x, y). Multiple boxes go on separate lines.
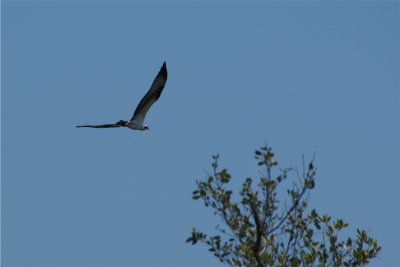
top-left (2, 2), bottom-right (399, 267)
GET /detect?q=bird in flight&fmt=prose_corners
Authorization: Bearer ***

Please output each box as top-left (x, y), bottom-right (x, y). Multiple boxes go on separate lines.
top-left (76, 62), bottom-right (168, 131)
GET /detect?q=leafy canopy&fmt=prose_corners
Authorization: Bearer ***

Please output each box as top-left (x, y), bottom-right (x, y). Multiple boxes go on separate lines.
top-left (187, 145), bottom-right (381, 267)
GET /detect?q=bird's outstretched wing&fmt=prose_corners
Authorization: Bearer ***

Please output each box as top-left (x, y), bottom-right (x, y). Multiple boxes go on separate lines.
top-left (130, 62), bottom-right (168, 124)
top-left (76, 121), bottom-right (125, 128)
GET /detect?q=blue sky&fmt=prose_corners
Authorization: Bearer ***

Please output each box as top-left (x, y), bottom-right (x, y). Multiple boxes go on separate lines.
top-left (2, 2), bottom-right (399, 267)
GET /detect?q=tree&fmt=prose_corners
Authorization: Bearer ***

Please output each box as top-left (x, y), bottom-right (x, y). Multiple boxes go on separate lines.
top-left (187, 144), bottom-right (381, 267)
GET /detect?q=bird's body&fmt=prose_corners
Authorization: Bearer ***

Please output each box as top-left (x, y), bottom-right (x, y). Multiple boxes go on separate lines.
top-left (126, 119), bottom-right (147, 131)
top-left (76, 62), bottom-right (168, 131)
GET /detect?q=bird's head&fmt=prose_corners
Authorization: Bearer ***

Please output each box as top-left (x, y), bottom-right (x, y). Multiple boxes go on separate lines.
top-left (144, 125), bottom-right (149, 131)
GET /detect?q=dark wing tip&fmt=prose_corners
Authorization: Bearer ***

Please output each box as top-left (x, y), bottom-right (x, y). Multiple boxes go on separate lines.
top-left (160, 62), bottom-right (167, 79)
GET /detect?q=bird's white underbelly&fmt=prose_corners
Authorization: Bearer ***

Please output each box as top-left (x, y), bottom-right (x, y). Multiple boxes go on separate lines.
top-left (127, 122), bottom-right (144, 131)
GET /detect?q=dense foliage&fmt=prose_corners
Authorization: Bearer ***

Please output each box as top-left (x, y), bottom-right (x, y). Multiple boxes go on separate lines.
top-left (187, 145), bottom-right (380, 267)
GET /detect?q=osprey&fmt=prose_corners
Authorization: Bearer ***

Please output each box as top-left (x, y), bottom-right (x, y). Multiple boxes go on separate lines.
top-left (76, 62), bottom-right (168, 131)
